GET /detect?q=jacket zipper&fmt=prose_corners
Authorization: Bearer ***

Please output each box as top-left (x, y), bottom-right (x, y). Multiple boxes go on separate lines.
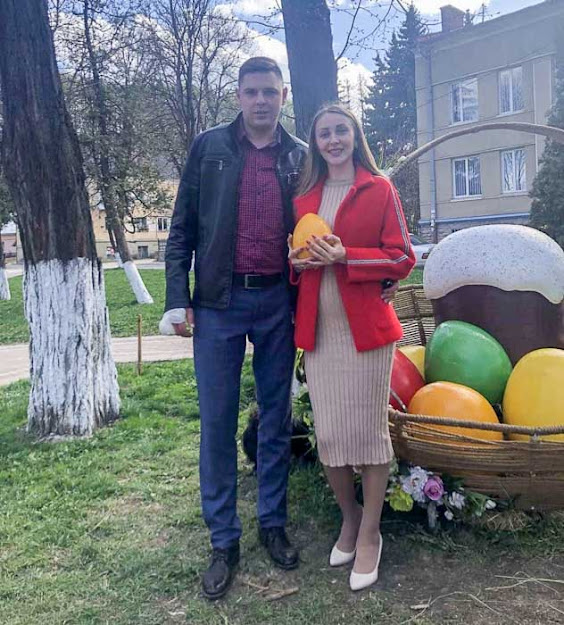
top-left (228, 156), bottom-right (246, 288)
top-left (276, 149), bottom-right (295, 234)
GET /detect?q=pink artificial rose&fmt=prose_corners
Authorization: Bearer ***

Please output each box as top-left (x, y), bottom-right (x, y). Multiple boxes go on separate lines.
top-left (423, 476), bottom-right (444, 501)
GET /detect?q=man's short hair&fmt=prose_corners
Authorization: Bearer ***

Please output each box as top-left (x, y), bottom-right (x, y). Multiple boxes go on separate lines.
top-left (238, 57), bottom-right (284, 85)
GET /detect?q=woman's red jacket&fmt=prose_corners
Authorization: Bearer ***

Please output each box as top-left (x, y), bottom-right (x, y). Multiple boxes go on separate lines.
top-left (292, 166), bottom-right (416, 352)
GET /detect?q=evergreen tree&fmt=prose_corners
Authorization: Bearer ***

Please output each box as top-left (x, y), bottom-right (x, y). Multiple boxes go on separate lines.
top-left (530, 27), bottom-right (564, 248)
top-left (365, 4), bottom-right (426, 233)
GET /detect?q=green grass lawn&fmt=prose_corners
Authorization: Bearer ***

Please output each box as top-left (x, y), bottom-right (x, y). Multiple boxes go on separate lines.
top-left (1, 359), bottom-right (564, 625)
top-left (0, 268), bottom-right (423, 345)
top-left (0, 269), bottom-right (166, 345)
top-left (403, 266), bottom-right (423, 285)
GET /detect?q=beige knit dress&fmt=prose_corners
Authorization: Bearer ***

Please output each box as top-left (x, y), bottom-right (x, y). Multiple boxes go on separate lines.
top-left (304, 179), bottom-right (395, 467)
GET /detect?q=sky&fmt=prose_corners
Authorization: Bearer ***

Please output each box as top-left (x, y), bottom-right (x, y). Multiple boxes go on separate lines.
top-left (232, 0), bottom-right (546, 88)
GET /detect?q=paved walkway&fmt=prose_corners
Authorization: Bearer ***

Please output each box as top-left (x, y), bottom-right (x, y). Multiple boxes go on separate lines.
top-left (0, 335), bottom-right (196, 386)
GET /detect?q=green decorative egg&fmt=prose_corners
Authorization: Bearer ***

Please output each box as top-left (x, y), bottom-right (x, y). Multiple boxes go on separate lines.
top-left (425, 321), bottom-right (512, 404)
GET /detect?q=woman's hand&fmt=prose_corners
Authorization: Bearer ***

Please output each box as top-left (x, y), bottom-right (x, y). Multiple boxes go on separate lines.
top-left (288, 235), bottom-right (323, 271)
top-left (307, 234), bottom-right (346, 265)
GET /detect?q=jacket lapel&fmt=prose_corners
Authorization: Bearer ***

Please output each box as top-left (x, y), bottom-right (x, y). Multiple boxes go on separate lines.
top-left (294, 178), bottom-right (325, 215)
top-left (333, 166), bottom-right (375, 232)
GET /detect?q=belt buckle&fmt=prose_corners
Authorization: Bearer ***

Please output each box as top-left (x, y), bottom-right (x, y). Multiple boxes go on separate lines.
top-left (244, 274), bottom-right (260, 289)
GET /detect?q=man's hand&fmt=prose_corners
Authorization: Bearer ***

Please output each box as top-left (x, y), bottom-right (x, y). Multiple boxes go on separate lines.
top-left (382, 281), bottom-right (399, 304)
top-left (172, 308), bottom-right (194, 337)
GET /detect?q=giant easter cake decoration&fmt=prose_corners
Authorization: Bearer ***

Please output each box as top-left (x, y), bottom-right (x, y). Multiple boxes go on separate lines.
top-left (423, 225), bottom-right (564, 365)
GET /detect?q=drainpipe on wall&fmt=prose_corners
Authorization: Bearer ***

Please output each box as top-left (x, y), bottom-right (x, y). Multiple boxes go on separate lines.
top-left (426, 48), bottom-right (439, 243)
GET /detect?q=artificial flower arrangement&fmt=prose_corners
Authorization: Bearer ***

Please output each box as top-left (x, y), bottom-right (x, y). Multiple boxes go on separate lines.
top-left (386, 459), bottom-right (497, 530)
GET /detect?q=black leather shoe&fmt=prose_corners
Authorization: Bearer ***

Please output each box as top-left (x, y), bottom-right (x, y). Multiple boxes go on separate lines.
top-left (259, 527), bottom-right (299, 570)
top-left (201, 543), bottom-right (240, 600)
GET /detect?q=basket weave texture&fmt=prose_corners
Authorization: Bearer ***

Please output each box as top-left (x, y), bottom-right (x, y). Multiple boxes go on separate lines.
top-left (389, 284), bottom-right (564, 511)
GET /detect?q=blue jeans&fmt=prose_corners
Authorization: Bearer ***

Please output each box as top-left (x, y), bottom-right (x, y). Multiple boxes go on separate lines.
top-left (193, 282), bottom-right (295, 549)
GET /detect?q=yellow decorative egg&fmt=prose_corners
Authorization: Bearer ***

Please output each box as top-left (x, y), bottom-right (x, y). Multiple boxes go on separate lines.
top-left (503, 348), bottom-right (564, 441)
top-left (292, 213), bottom-right (332, 259)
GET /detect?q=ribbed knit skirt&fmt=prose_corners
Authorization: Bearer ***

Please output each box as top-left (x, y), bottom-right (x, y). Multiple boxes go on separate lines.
top-left (303, 179), bottom-right (395, 467)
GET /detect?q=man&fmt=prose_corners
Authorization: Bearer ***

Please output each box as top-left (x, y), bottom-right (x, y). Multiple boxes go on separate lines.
top-left (162, 57), bottom-right (306, 600)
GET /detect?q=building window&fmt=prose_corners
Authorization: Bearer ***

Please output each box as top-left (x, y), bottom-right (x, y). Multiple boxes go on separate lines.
top-left (157, 217), bottom-right (169, 232)
top-left (502, 148), bottom-right (526, 193)
top-left (132, 217), bottom-right (148, 232)
top-left (137, 245), bottom-right (149, 259)
top-left (453, 156), bottom-right (482, 198)
top-left (499, 67), bottom-right (524, 114)
top-left (451, 78), bottom-right (478, 124)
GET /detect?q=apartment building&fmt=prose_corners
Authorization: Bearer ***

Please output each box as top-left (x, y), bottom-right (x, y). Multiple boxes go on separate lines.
top-left (415, 0), bottom-right (564, 241)
top-left (0, 222), bottom-right (17, 260)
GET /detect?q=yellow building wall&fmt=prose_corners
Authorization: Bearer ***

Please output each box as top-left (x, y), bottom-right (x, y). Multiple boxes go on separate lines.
top-left (92, 180), bottom-right (178, 261)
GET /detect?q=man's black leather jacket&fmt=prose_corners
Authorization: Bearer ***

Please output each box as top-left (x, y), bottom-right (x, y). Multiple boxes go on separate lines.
top-left (165, 114), bottom-right (307, 311)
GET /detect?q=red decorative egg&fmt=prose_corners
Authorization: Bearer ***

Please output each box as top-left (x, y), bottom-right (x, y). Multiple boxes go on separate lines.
top-left (389, 349), bottom-right (425, 411)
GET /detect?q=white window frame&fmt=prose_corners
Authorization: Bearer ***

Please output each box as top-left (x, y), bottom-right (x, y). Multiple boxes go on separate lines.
top-left (451, 78), bottom-right (479, 124)
top-left (132, 217), bottom-right (148, 232)
top-left (452, 156), bottom-right (482, 198)
top-left (157, 217), bottom-right (169, 232)
top-left (501, 148), bottom-right (527, 194)
top-left (499, 66), bottom-right (524, 115)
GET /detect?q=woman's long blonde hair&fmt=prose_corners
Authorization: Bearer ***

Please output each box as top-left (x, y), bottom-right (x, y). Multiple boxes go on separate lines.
top-left (296, 103), bottom-right (382, 197)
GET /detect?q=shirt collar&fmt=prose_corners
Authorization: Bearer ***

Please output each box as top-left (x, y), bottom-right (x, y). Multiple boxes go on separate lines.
top-left (237, 115), bottom-right (281, 149)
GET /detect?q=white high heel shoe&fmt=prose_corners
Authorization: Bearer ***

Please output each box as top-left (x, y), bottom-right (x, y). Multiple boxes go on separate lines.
top-left (349, 534), bottom-right (383, 591)
top-left (329, 543), bottom-right (356, 567)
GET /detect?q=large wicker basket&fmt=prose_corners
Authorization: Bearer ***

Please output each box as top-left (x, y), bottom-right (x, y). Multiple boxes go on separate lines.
top-left (389, 284), bottom-right (564, 511)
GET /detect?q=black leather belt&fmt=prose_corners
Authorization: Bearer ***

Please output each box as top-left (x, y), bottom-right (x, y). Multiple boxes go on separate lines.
top-left (233, 273), bottom-right (283, 289)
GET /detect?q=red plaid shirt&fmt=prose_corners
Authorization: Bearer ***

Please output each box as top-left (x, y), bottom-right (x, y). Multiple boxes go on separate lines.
top-left (233, 125), bottom-right (285, 275)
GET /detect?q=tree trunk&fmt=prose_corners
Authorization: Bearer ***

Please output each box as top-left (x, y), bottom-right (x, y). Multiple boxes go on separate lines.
top-left (0, 0), bottom-right (120, 437)
top-left (281, 0), bottom-right (339, 139)
top-left (112, 219), bottom-right (153, 303)
top-left (82, 0), bottom-right (153, 304)
top-left (0, 236), bottom-right (10, 301)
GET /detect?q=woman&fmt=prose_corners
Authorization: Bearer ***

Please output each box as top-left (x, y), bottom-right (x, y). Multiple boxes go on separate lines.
top-left (288, 104), bottom-right (415, 591)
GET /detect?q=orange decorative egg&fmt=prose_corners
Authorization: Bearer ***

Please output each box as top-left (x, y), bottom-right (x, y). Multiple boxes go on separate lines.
top-left (408, 381), bottom-right (503, 443)
top-left (292, 214), bottom-right (332, 259)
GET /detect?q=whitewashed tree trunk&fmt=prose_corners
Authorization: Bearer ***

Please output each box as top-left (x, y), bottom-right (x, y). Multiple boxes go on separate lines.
top-left (113, 252), bottom-right (154, 304)
top-left (0, 267), bottom-right (10, 300)
top-left (24, 258), bottom-right (119, 436)
top-left (0, 0), bottom-right (120, 438)
top-left (0, 238), bottom-right (10, 300)
top-left (123, 260), bottom-right (154, 304)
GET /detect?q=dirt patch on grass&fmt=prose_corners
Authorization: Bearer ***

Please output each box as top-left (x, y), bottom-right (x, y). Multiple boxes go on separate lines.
top-left (379, 535), bottom-right (564, 624)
